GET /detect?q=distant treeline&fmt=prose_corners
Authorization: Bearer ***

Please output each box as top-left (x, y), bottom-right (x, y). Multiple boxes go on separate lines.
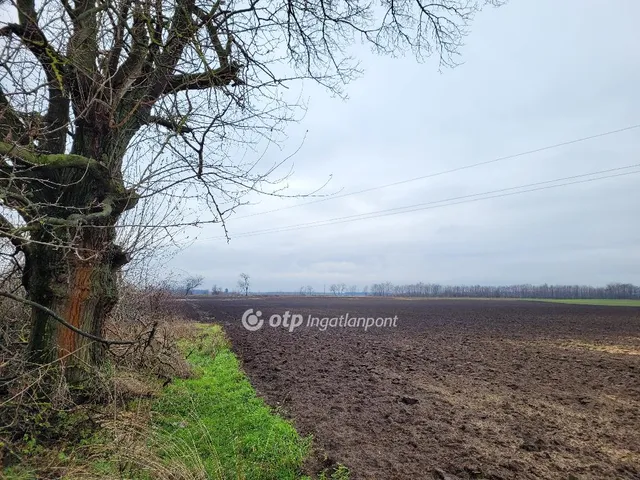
top-left (367, 282), bottom-right (640, 299)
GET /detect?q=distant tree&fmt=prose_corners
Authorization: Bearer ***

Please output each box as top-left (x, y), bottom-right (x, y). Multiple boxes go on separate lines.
top-left (237, 273), bottom-right (250, 296)
top-left (329, 284), bottom-right (339, 296)
top-left (364, 281), bottom-right (640, 299)
top-left (211, 285), bottom-right (221, 295)
top-left (299, 285), bottom-right (314, 296)
top-left (349, 285), bottom-right (358, 295)
top-left (184, 275), bottom-right (204, 296)
top-left (363, 285), bottom-right (369, 296)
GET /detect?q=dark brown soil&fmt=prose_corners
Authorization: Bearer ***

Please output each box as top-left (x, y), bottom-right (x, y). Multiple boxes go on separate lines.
top-left (190, 297), bottom-right (640, 480)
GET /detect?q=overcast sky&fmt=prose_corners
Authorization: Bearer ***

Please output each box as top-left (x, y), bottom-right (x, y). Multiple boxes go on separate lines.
top-left (165, 0), bottom-right (640, 292)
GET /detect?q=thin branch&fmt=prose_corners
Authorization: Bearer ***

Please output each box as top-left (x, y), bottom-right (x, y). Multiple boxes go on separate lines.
top-left (0, 212), bottom-right (26, 248)
top-left (0, 291), bottom-right (138, 345)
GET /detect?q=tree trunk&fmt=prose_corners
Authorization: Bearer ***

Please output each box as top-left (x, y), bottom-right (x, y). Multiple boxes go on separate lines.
top-left (25, 222), bottom-right (127, 381)
top-left (21, 114), bottom-right (137, 380)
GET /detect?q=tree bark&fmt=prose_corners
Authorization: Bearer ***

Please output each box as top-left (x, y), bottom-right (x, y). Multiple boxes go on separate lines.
top-left (24, 225), bottom-right (127, 379)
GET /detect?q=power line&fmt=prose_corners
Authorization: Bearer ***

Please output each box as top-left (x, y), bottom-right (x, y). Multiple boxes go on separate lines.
top-left (213, 164), bottom-right (640, 239)
top-left (231, 123), bottom-right (640, 221)
top-left (227, 167), bottom-right (640, 238)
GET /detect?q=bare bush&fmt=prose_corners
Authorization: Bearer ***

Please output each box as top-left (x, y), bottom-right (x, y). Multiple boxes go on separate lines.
top-left (105, 285), bottom-right (195, 384)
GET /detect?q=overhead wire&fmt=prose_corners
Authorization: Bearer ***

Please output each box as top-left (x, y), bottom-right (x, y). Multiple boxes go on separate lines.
top-left (214, 165), bottom-right (640, 239)
top-left (230, 123), bottom-right (640, 221)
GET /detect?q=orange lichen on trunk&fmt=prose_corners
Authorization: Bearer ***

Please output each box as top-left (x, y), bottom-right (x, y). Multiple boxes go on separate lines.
top-left (58, 264), bottom-right (94, 359)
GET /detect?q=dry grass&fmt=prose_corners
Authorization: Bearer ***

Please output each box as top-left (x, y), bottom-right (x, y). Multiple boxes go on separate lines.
top-left (60, 407), bottom-right (209, 480)
top-left (105, 286), bottom-right (197, 382)
top-left (0, 282), bottom-right (204, 478)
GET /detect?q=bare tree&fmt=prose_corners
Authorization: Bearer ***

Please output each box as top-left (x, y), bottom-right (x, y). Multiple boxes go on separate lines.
top-left (299, 285), bottom-right (314, 296)
top-left (329, 283), bottom-right (346, 296)
top-left (237, 273), bottom-right (250, 296)
top-left (0, 0), bottom-right (503, 376)
top-left (183, 275), bottom-right (204, 296)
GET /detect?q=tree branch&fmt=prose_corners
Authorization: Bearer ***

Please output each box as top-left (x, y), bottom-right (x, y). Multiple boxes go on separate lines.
top-left (193, 4), bottom-right (228, 68)
top-left (147, 0), bottom-right (197, 98)
top-left (0, 85), bottom-right (25, 142)
top-left (163, 63), bottom-right (242, 94)
top-left (42, 197), bottom-right (114, 226)
top-left (0, 291), bottom-right (138, 345)
top-left (0, 141), bottom-right (105, 171)
top-left (111, 5), bottom-right (149, 89)
top-left (0, 212), bottom-right (26, 248)
top-left (105, 0), bottom-right (133, 78)
top-left (0, 19), bottom-right (69, 153)
top-left (145, 116), bottom-right (194, 133)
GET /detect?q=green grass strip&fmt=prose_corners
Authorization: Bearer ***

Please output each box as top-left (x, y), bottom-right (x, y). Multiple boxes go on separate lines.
top-left (151, 324), bottom-right (311, 480)
top-left (524, 298), bottom-right (640, 307)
